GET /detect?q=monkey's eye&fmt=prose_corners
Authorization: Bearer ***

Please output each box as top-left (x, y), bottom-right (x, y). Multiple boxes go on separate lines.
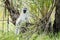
top-left (23, 10), bottom-right (26, 13)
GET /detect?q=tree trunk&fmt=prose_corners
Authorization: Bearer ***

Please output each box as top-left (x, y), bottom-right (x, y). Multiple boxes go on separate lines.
top-left (53, 0), bottom-right (60, 33)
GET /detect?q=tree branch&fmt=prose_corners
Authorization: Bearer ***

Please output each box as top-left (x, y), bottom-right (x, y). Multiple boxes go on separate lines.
top-left (5, 0), bottom-right (20, 25)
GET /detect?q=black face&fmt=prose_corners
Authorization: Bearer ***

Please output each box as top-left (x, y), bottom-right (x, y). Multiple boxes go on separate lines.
top-left (23, 9), bottom-right (27, 13)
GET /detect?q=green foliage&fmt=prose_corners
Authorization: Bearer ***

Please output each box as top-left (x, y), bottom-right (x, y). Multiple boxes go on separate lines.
top-left (0, 0), bottom-right (57, 40)
top-left (0, 31), bottom-right (60, 40)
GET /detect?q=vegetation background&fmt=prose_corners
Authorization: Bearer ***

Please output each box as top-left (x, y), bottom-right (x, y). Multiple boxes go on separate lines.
top-left (0, 0), bottom-right (60, 40)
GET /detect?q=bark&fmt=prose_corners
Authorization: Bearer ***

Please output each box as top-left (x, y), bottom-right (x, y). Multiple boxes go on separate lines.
top-left (53, 0), bottom-right (60, 33)
top-left (5, 0), bottom-right (20, 25)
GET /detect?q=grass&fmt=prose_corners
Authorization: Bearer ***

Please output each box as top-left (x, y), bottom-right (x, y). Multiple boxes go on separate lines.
top-left (0, 30), bottom-right (60, 40)
top-left (0, 16), bottom-right (59, 40)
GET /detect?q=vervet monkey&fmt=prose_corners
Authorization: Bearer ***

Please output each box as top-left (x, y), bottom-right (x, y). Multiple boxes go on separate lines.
top-left (15, 8), bottom-right (31, 34)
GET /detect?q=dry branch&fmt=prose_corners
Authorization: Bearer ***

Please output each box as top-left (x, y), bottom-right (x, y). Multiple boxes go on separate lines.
top-left (5, 0), bottom-right (20, 25)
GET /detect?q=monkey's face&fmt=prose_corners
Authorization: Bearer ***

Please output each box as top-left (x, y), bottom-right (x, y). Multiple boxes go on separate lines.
top-left (23, 9), bottom-right (26, 13)
top-left (23, 8), bottom-right (27, 13)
